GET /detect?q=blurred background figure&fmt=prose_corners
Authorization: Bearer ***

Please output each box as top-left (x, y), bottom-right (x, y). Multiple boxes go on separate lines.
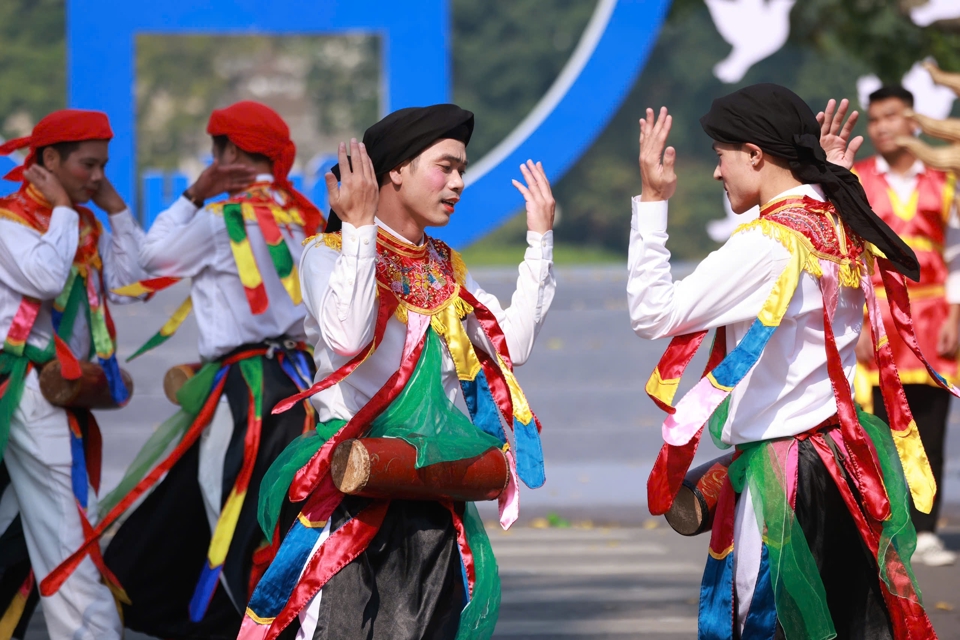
top-left (854, 83), bottom-right (960, 567)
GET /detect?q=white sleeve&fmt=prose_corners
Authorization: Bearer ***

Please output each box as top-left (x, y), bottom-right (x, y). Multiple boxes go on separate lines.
top-left (0, 207), bottom-right (79, 299)
top-left (943, 200), bottom-right (960, 304)
top-left (464, 230), bottom-right (555, 366)
top-left (300, 223), bottom-right (380, 357)
top-left (627, 196), bottom-right (792, 339)
top-left (100, 209), bottom-right (147, 304)
top-left (138, 196), bottom-right (215, 277)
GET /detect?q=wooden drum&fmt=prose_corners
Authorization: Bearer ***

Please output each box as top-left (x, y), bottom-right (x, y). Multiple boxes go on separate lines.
top-left (664, 452), bottom-right (736, 536)
top-left (331, 438), bottom-right (509, 502)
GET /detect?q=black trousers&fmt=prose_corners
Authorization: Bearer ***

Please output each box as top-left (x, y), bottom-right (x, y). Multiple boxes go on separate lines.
top-left (105, 351), bottom-right (311, 640)
top-left (872, 384), bottom-right (951, 533)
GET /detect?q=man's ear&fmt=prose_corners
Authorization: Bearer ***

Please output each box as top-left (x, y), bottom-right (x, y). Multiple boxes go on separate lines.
top-left (41, 147), bottom-right (61, 171)
top-left (388, 166), bottom-right (403, 187)
top-left (744, 143), bottom-right (763, 168)
top-left (222, 141), bottom-right (240, 164)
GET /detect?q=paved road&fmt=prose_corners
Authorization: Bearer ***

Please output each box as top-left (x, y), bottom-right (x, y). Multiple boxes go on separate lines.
top-left (21, 265), bottom-right (960, 638)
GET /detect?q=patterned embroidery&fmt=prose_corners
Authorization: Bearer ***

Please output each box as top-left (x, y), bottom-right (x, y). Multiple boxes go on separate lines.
top-left (319, 229), bottom-right (467, 315)
top-left (760, 196), bottom-right (865, 263)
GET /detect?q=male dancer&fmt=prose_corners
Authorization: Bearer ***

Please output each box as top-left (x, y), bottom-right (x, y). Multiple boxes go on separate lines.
top-left (240, 104), bottom-right (555, 639)
top-left (631, 85), bottom-right (947, 638)
top-left (0, 110), bottom-right (144, 639)
top-left (854, 84), bottom-right (959, 566)
top-left (44, 101), bottom-right (321, 639)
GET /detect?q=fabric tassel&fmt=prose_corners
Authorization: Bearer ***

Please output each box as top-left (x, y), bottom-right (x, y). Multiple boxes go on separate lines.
top-left (127, 296), bottom-right (193, 361)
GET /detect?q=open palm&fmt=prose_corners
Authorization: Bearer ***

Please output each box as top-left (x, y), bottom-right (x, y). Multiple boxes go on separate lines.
top-left (816, 98), bottom-right (863, 170)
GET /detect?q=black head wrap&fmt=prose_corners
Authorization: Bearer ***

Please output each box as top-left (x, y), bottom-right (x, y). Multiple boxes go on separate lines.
top-left (700, 83), bottom-right (919, 280)
top-left (325, 104), bottom-right (474, 232)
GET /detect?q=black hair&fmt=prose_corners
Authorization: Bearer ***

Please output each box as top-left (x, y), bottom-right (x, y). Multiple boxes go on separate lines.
top-left (36, 141), bottom-right (82, 168)
top-left (211, 135), bottom-right (272, 165)
top-left (868, 85), bottom-right (914, 108)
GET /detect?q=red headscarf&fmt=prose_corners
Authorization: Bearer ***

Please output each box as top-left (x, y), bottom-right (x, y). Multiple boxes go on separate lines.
top-left (207, 101), bottom-right (323, 236)
top-left (0, 109), bottom-right (113, 182)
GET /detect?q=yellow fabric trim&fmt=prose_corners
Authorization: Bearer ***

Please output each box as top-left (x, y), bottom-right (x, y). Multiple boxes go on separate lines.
top-left (887, 187), bottom-right (919, 222)
top-left (901, 235), bottom-right (943, 254)
top-left (431, 302), bottom-right (482, 381)
top-left (873, 283), bottom-right (944, 300)
top-left (281, 267), bottom-right (303, 306)
top-left (861, 366), bottom-right (955, 388)
top-left (942, 172), bottom-right (956, 223)
top-left (451, 248), bottom-right (468, 286)
top-left (161, 296), bottom-right (193, 336)
top-left (244, 608), bottom-right (276, 625)
top-left (892, 420), bottom-right (937, 514)
top-left (734, 218), bottom-right (826, 279)
top-left (297, 513), bottom-right (328, 528)
top-left (497, 352), bottom-right (534, 424)
top-left (706, 372), bottom-right (735, 393)
top-left (231, 238), bottom-right (264, 289)
top-left (112, 281), bottom-right (154, 297)
top-left (0, 590), bottom-right (28, 640)
top-left (645, 367), bottom-right (680, 408)
top-left (208, 489), bottom-right (246, 566)
top-left (321, 232), bottom-right (342, 252)
top-left (757, 237), bottom-right (806, 327)
top-left (709, 544), bottom-right (734, 560)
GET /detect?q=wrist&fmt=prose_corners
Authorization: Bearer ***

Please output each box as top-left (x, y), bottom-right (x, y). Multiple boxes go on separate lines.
top-left (183, 186), bottom-right (205, 208)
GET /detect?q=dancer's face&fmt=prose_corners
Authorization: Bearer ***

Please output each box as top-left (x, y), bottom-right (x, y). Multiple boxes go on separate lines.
top-left (712, 142), bottom-right (762, 213)
top-left (41, 140), bottom-right (110, 205)
top-left (390, 138), bottom-right (467, 228)
top-left (867, 97), bottom-right (915, 157)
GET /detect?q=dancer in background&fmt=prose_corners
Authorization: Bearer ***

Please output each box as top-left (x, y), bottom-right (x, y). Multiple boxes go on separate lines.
top-left (41, 101), bottom-right (322, 640)
top-left (854, 84), bottom-right (959, 567)
top-left (0, 109), bottom-right (144, 639)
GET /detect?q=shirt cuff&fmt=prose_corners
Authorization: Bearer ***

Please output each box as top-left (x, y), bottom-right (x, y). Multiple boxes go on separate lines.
top-left (631, 196), bottom-right (668, 235)
top-left (524, 230), bottom-right (553, 262)
top-left (49, 205), bottom-right (79, 229)
top-left (340, 222), bottom-right (378, 258)
top-left (106, 208), bottom-right (138, 235)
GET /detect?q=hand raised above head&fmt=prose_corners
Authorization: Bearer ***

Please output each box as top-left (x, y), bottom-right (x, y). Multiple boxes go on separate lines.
top-left (638, 107), bottom-right (677, 202)
top-left (816, 98), bottom-right (863, 170)
top-left (23, 165), bottom-right (71, 209)
top-left (511, 160), bottom-right (555, 234)
top-left (324, 139), bottom-right (378, 228)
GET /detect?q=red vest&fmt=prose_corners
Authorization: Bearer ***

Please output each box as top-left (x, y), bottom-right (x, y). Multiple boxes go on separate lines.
top-left (855, 157), bottom-right (958, 382)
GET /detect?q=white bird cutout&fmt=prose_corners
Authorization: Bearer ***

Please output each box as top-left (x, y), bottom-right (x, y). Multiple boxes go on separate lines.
top-left (705, 0), bottom-right (797, 84)
top-left (707, 193), bottom-right (760, 243)
top-left (911, 0), bottom-right (960, 27)
top-left (857, 59), bottom-right (956, 121)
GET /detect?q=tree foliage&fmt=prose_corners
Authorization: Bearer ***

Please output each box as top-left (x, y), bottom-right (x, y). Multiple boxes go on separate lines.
top-left (1, 0), bottom-right (958, 260)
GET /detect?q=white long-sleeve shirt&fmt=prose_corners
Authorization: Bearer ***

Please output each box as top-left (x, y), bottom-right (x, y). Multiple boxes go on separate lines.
top-left (301, 219), bottom-right (555, 422)
top-left (627, 184), bottom-right (864, 445)
top-left (0, 204), bottom-right (145, 359)
top-left (139, 175), bottom-right (307, 360)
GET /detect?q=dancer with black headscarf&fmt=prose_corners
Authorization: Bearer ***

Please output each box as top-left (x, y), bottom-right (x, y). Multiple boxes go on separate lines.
top-left (240, 105), bottom-right (556, 640)
top-left (628, 84), bottom-right (954, 639)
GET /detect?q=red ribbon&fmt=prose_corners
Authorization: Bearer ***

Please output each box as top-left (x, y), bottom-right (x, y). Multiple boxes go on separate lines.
top-left (647, 327), bottom-right (727, 515)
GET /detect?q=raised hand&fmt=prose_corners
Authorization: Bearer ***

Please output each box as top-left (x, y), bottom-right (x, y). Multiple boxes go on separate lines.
top-left (816, 98), bottom-right (863, 170)
top-left (638, 107), bottom-right (677, 202)
top-left (324, 139), bottom-right (378, 228)
top-left (511, 160), bottom-right (555, 234)
top-left (92, 176), bottom-right (128, 215)
top-left (23, 165), bottom-right (71, 209)
top-left (185, 160), bottom-right (258, 204)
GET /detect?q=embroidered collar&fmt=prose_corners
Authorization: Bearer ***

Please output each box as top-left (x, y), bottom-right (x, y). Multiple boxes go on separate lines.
top-left (375, 228), bottom-right (465, 315)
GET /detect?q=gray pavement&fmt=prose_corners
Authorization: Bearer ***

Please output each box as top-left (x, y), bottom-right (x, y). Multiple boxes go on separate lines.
top-left (22, 265), bottom-right (960, 638)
